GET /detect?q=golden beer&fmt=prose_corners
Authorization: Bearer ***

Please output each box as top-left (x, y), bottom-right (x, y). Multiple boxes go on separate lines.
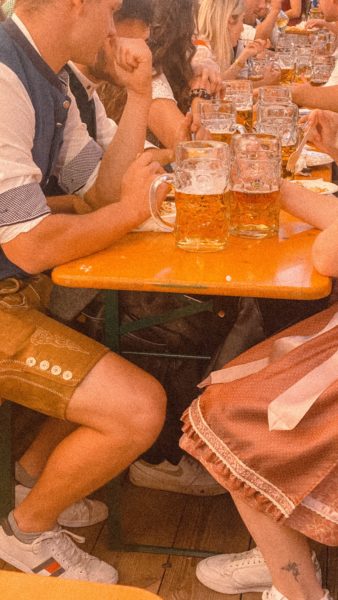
top-left (281, 143), bottom-right (297, 177)
top-left (280, 67), bottom-right (295, 85)
top-left (209, 130), bottom-right (235, 144)
top-left (175, 190), bottom-right (229, 251)
top-left (230, 189), bottom-right (280, 238)
top-left (294, 65), bottom-right (312, 83)
top-left (236, 108), bottom-right (253, 131)
top-left (276, 14), bottom-right (289, 28)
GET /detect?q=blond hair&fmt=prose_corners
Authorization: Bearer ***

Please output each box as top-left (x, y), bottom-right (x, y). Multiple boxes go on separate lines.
top-left (198, 0), bottom-right (244, 72)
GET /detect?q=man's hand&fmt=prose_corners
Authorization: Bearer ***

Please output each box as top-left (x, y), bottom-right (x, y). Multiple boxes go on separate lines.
top-left (120, 152), bottom-right (164, 223)
top-left (305, 109), bottom-right (338, 163)
top-left (257, 62), bottom-right (281, 86)
top-left (306, 19), bottom-right (338, 36)
top-left (103, 37), bottom-right (152, 97)
top-left (270, 0), bottom-right (282, 12)
top-left (174, 112), bottom-right (210, 146)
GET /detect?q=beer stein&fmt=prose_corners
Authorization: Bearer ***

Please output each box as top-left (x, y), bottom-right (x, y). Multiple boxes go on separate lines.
top-left (229, 134), bottom-right (281, 238)
top-left (310, 54), bottom-right (335, 86)
top-left (294, 48), bottom-right (313, 83)
top-left (255, 102), bottom-right (299, 176)
top-left (275, 49), bottom-right (296, 84)
top-left (199, 99), bottom-right (244, 144)
top-left (258, 85), bottom-right (292, 105)
top-left (248, 56), bottom-right (266, 81)
top-left (222, 80), bottom-right (253, 131)
top-left (149, 141), bottom-right (230, 252)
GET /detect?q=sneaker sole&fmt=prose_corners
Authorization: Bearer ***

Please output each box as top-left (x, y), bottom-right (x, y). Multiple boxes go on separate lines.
top-left (196, 568), bottom-right (269, 594)
top-left (129, 475), bottom-right (226, 496)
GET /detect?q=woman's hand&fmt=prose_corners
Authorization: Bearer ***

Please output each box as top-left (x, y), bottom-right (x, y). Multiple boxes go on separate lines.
top-left (305, 109), bottom-right (338, 163)
top-left (191, 60), bottom-right (223, 96)
top-left (239, 39), bottom-right (270, 62)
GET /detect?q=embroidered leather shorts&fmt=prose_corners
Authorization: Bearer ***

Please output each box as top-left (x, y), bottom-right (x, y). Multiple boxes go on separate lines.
top-left (0, 275), bottom-right (108, 419)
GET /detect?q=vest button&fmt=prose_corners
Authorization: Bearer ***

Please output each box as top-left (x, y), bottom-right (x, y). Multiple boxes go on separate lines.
top-left (63, 100), bottom-right (71, 109)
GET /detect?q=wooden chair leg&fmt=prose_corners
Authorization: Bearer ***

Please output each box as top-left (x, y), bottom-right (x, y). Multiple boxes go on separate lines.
top-left (0, 401), bottom-right (14, 519)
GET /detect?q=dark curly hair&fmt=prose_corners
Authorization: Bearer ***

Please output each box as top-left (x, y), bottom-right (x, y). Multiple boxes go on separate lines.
top-left (149, 0), bottom-right (197, 114)
top-left (99, 0), bottom-right (197, 124)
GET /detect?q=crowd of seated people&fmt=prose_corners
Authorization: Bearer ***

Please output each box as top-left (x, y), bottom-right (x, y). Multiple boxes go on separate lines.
top-left (0, 1), bottom-right (337, 599)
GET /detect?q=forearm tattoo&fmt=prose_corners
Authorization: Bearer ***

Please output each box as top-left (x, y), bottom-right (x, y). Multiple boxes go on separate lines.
top-left (281, 561), bottom-right (301, 582)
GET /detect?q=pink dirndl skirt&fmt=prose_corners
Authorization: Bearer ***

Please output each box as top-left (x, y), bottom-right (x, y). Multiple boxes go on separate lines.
top-left (181, 304), bottom-right (338, 546)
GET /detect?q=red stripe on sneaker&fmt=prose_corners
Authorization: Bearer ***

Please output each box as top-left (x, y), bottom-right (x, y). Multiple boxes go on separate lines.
top-left (46, 560), bottom-right (62, 574)
top-left (32, 557), bottom-right (65, 577)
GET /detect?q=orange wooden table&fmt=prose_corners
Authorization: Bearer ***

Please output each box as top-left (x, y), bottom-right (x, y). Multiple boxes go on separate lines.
top-left (52, 210), bottom-right (331, 301)
top-left (52, 165), bottom-right (333, 302)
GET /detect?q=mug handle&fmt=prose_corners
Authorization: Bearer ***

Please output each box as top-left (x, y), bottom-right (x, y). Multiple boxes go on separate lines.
top-left (149, 173), bottom-right (175, 232)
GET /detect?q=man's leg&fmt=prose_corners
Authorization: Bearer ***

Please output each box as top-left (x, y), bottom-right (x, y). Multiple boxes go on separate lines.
top-left (17, 418), bottom-right (76, 481)
top-left (13, 351), bottom-right (166, 533)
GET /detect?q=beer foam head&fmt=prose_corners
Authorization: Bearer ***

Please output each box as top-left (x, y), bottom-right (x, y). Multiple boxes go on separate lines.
top-left (176, 166), bottom-right (228, 195)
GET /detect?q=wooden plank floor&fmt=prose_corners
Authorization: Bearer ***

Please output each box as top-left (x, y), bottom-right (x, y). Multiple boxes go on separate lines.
top-left (2, 474), bottom-right (337, 599)
top-left (2, 407), bottom-right (337, 599)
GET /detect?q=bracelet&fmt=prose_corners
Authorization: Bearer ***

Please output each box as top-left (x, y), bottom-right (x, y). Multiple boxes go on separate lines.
top-left (189, 88), bottom-right (212, 100)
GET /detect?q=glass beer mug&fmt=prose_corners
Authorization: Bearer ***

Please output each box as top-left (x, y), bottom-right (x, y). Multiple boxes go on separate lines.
top-left (255, 102), bottom-right (299, 177)
top-left (149, 141), bottom-right (230, 252)
top-left (199, 99), bottom-right (244, 144)
top-left (222, 80), bottom-right (254, 131)
top-left (229, 134), bottom-right (281, 238)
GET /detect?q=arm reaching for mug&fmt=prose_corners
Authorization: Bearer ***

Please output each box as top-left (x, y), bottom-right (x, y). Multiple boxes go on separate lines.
top-left (305, 109), bottom-right (338, 162)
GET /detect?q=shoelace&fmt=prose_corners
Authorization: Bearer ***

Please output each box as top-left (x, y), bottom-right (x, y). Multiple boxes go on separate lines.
top-left (32, 529), bottom-right (89, 571)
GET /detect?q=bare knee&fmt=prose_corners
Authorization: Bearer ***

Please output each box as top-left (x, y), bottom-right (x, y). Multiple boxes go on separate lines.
top-left (131, 373), bottom-right (167, 450)
top-left (67, 353), bottom-right (166, 450)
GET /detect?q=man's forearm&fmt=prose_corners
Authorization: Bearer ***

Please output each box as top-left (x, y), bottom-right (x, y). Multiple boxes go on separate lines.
top-left (47, 195), bottom-right (77, 214)
top-left (85, 90), bottom-right (151, 209)
top-left (255, 10), bottom-right (279, 41)
top-left (3, 194), bottom-right (149, 275)
top-left (292, 84), bottom-right (338, 111)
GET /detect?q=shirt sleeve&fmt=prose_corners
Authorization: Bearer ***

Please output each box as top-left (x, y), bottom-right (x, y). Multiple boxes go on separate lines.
top-left (53, 88), bottom-right (103, 196)
top-left (0, 64), bottom-right (51, 243)
top-left (152, 73), bottom-right (177, 102)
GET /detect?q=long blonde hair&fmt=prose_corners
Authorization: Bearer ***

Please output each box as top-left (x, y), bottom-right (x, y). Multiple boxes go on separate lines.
top-left (198, 0), bottom-right (244, 72)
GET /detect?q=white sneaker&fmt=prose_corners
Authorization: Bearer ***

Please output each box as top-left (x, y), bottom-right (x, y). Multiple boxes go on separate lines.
top-left (15, 485), bottom-right (108, 528)
top-left (129, 456), bottom-right (226, 496)
top-left (196, 547), bottom-right (322, 594)
top-left (262, 586), bottom-right (332, 600)
top-left (0, 521), bottom-right (118, 583)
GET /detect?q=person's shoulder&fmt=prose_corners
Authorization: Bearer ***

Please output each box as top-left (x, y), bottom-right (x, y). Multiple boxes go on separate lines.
top-left (152, 72), bottom-right (176, 101)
